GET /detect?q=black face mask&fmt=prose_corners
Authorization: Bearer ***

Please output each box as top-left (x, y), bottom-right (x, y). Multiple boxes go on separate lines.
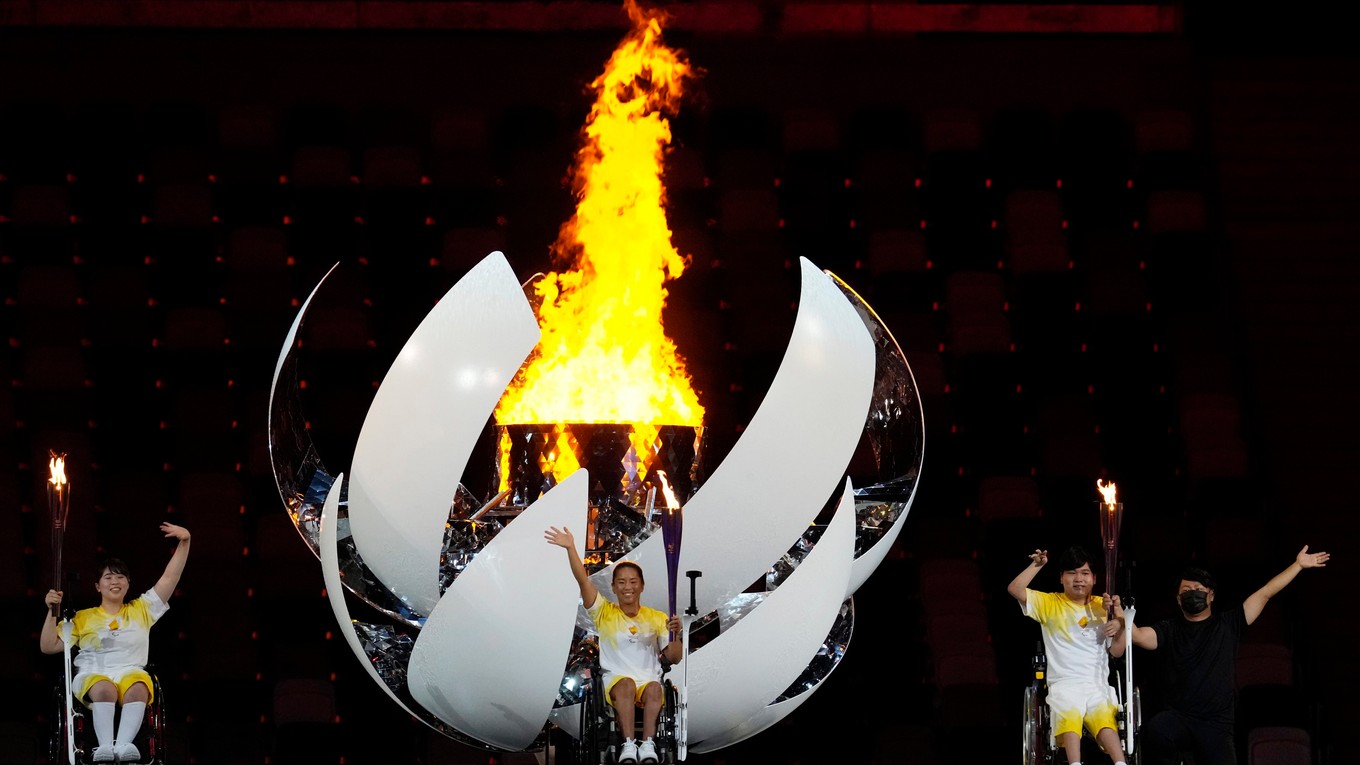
top-left (1179, 590), bottom-right (1209, 615)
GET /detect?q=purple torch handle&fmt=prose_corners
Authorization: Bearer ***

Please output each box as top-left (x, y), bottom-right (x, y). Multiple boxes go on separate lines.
top-left (661, 506), bottom-right (683, 641)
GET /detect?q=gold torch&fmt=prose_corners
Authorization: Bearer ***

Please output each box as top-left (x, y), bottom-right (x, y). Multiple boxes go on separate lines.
top-left (48, 452), bottom-right (71, 617)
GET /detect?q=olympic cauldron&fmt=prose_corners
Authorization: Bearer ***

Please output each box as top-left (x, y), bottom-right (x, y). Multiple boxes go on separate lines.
top-left (267, 252), bottom-right (924, 755)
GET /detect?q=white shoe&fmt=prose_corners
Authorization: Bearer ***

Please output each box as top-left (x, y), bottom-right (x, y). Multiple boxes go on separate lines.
top-left (637, 737), bottom-right (658, 763)
top-left (113, 742), bottom-right (140, 763)
top-left (92, 745), bottom-right (116, 763)
top-left (617, 738), bottom-right (638, 763)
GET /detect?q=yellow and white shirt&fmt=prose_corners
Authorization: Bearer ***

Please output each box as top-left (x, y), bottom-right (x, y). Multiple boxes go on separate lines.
top-left (587, 597), bottom-right (671, 691)
top-left (1023, 589), bottom-right (1112, 687)
top-left (71, 589), bottom-right (169, 683)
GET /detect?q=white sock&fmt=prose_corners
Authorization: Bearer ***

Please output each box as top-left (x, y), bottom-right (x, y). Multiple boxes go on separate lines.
top-left (92, 702), bottom-right (116, 747)
top-left (116, 701), bottom-right (146, 746)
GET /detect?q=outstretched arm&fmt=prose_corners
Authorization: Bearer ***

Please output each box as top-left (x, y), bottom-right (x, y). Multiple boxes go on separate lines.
top-left (545, 526), bottom-right (598, 608)
top-left (1243, 545), bottom-right (1329, 625)
top-left (1110, 595), bottom-right (1157, 650)
top-left (1006, 549), bottom-right (1048, 608)
top-left (153, 523), bottom-right (191, 604)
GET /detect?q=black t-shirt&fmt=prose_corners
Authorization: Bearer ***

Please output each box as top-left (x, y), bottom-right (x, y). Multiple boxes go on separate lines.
top-left (1150, 605), bottom-right (1248, 725)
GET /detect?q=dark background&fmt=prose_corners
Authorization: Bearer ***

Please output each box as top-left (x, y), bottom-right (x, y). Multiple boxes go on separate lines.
top-left (2, 2), bottom-right (1356, 763)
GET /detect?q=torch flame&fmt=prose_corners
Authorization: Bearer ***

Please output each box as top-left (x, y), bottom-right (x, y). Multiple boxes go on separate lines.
top-left (1097, 478), bottom-right (1118, 507)
top-left (49, 454), bottom-right (67, 487)
top-left (656, 470), bottom-right (680, 510)
top-left (495, 0), bottom-right (703, 433)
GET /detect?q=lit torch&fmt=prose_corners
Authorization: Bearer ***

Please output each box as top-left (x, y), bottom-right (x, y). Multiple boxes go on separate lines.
top-left (48, 451), bottom-right (71, 617)
top-left (1096, 478), bottom-right (1122, 596)
top-left (657, 470), bottom-right (682, 640)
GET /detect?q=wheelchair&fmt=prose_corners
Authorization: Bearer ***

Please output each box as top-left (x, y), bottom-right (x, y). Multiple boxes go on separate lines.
top-left (576, 654), bottom-right (681, 764)
top-left (49, 667), bottom-right (166, 765)
top-left (1022, 642), bottom-right (1142, 765)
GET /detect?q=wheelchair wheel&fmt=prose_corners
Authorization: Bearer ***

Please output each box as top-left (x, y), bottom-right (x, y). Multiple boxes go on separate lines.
top-left (578, 679), bottom-right (603, 765)
top-left (1021, 685), bottom-right (1049, 765)
top-left (656, 680), bottom-right (679, 763)
top-left (146, 675), bottom-right (166, 765)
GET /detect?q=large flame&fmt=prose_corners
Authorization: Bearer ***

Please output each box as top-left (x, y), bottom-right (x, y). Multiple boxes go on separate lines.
top-left (495, 0), bottom-right (703, 434)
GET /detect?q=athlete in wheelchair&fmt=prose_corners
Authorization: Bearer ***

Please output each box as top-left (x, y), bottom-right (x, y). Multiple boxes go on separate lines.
top-left (1009, 547), bottom-right (1135, 765)
top-left (547, 525), bottom-right (682, 764)
top-left (39, 523), bottom-right (191, 764)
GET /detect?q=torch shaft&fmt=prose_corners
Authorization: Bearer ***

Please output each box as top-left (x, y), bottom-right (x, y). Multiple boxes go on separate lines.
top-left (47, 457), bottom-right (70, 618)
top-left (50, 530), bottom-right (62, 617)
top-left (1105, 546), bottom-right (1117, 596)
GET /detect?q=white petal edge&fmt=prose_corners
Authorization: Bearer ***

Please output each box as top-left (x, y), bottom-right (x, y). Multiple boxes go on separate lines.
top-left (408, 470), bottom-right (590, 751)
top-left (676, 478), bottom-right (857, 749)
top-left (348, 251), bottom-right (541, 616)
top-left (603, 258), bottom-right (876, 617)
top-left (847, 488), bottom-right (919, 597)
top-left (318, 473), bottom-right (440, 730)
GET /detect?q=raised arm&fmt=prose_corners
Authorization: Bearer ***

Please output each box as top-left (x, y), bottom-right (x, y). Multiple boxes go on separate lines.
top-left (39, 590), bottom-right (65, 654)
top-left (1006, 549), bottom-right (1048, 608)
top-left (1243, 545), bottom-right (1329, 625)
top-left (153, 523), bottom-right (191, 604)
top-left (1110, 596), bottom-right (1158, 650)
top-left (545, 526), bottom-right (598, 608)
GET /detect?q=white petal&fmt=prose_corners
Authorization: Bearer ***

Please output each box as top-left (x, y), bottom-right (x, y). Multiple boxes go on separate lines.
top-left (677, 479), bottom-right (857, 748)
top-left (605, 258), bottom-right (876, 618)
top-left (348, 252), bottom-right (540, 616)
top-left (409, 470), bottom-right (589, 750)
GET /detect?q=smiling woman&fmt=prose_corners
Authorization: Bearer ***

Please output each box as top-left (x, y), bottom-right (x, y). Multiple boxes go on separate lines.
top-left (39, 523), bottom-right (191, 764)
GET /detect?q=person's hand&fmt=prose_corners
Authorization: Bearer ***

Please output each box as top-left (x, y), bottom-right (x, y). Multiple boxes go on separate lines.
top-left (1296, 545), bottom-right (1329, 569)
top-left (544, 526), bottom-right (575, 550)
top-left (161, 522), bottom-right (190, 542)
top-left (667, 614), bottom-right (682, 635)
top-left (1029, 549), bottom-right (1048, 568)
top-left (1102, 593), bottom-right (1124, 636)
top-left (45, 589), bottom-right (63, 609)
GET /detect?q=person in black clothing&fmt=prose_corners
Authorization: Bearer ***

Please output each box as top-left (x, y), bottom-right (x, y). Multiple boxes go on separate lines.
top-left (1115, 545), bottom-right (1330, 765)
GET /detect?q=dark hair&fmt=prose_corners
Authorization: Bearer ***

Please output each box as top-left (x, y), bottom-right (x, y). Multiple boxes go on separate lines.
top-left (97, 557), bottom-right (131, 580)
top-left (1179, 566), bottom-right (1216, 592)
top-left (613, 561), bottom-right (645, 585)
top-left (1057, 546), bottom-right (1094, 572)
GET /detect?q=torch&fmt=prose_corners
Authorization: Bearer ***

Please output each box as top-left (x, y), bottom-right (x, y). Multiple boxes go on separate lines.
top-left (48, 452), bottom-right (71, 618)
top-left (1096, 479), bottom-right (1122, 597)
top-left (656, 471), bottom-right (682, 641)
top-left (1097, 478), bottom-right (1137, 757)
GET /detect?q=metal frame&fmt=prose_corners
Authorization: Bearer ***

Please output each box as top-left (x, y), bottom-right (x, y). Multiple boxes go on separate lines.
top-left (1022, 643), bottom-right (1141, 765)
top-left (49, 668), bottom-right (166, 765)
top-left (578, 672), bottom-right (680, 764)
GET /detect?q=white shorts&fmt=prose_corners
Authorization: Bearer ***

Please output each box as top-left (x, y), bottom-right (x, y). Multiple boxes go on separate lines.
top-left (1045, 680), bottom-right (1118, 738)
